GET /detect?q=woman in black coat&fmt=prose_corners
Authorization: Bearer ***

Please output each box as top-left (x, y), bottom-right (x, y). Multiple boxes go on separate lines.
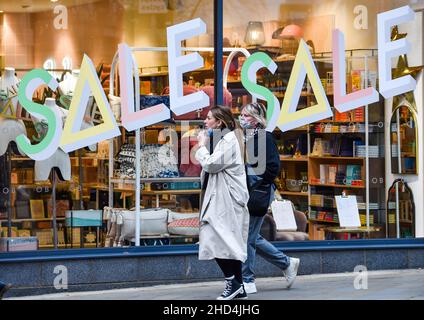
top-left (240, 102), bottom-right (300, 295)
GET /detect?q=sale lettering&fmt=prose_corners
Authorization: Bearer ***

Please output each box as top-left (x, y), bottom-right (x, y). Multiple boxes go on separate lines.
top-left (16, 6), bottom-right (417, 160)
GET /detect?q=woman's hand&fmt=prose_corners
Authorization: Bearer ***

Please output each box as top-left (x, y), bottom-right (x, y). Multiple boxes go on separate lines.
top-left (197, 130), bottom-right (208, 147)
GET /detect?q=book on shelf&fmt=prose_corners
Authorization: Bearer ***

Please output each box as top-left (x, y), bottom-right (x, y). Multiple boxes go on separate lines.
top-left (333, 136), bottom-right (342, 156)
top-left (323, 195), bottom-right (336, 208)
top-left (47, 199), bottom-right (70, 218)
top-left (355, 145), bottom-right (383, 158)
top-left (30, 200), bottom-right (45, 219)
top-left (328, 165), bottom-right (337, 184)
top-left (360, 70), bottom-right (378, 89)
top-left (351, 70), bottom-right (362, 92)
top-left (140, 80), bottom-right (152, 95)
top-left (15, 200), bottom-right (31, 219)
top-left (346, 165), bottom-right (362, 185)
top-left (36, 229), bottom-right (53, 246)
top-left (353, 140), bottom-right (364, 157)
top-left (339, 137), bottom-right (356, 157)
top-left (336, 164), bottom-right (346, 185)
top-left (310, 194), bottom-right (324, 207)
top-left (311, 138), bottom-right (332, 156)
top-left (360, 214), bottom-right (375, 225)
top-left (319, 164), bottom-right (328, 184)
top-left (18, 229), bottom-right (31, 237)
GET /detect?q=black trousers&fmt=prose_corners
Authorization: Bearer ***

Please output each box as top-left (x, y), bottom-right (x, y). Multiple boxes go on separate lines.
top-left (215, 258), bottom-right (243, 284)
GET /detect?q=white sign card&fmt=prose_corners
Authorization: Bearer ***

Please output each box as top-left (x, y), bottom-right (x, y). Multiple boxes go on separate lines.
top-left (271, 200), bottom-right (297, 231)
top-left (335, 195), bottom-right (361, 228)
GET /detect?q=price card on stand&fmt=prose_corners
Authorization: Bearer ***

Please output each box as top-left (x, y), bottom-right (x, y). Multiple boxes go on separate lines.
top-left (335, 195), bottom-right (361, 228)
top-left (271, 200), bottom-right (297, 231)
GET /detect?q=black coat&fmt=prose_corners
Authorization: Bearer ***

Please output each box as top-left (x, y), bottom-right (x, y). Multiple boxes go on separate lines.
top-left (245, 130), bottom-right (280, 216)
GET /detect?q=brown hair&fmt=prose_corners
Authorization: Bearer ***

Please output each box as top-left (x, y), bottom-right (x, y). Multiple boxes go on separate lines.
top-left (209, 105), bottom-right (245, 157)
top-left (210, 105), bottom-right (237, 130)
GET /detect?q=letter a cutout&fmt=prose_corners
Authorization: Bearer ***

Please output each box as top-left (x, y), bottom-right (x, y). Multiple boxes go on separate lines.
top-left (60, 54), bottom-right (121, 152)
top-left (277, 40), bottom-right (333, 132)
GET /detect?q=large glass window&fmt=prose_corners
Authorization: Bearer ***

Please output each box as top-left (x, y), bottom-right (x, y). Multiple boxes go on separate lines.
top-left (223, 0), bottom-right (424, 241)
top-left (0, 0), bottom-right (215, 251)
top-left (0, 0), bottom-right (423, 253)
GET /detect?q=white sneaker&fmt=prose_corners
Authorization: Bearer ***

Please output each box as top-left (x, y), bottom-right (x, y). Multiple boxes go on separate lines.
top-left (283, 257), bottom-right (300, 288)
top-left (243, 282), bottom-right (257, 294)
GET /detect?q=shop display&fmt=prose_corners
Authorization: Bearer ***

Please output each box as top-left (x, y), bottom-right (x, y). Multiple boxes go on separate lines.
top-left (167, 218), bottom-right (199, 236)
top-left (390, 104), bottom-right (418, 174)
top-left (0, 237), bottom-right (38, 252)
top-left (115, 143), bottom-right (179, 179)
top-left (103, 207), bottom-right (199, 247)
top-left (387, 179), bottom-right (415, 238)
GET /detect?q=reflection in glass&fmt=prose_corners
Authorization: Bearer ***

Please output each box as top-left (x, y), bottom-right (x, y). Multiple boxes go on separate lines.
top-left (387, 179), bottom-right (415, 238)
top-left (390, 105), bottom-right (417, 174)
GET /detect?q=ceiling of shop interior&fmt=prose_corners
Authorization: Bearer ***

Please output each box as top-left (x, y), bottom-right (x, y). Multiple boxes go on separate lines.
top-left (0, 0), bottom-right (103, 13)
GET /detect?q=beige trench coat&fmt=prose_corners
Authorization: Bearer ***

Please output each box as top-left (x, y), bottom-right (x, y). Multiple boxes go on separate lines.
top-left (195, 131), bottom-right (250, 262)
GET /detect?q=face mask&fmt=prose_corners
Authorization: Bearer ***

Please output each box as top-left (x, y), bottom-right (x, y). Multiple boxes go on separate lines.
top-left (207, 128), bottom-right (214, 137)
top-left (239, 116), bottom-right (254, 129)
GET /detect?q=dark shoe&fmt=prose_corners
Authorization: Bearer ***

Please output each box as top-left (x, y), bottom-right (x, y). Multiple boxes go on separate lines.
top-left (0, 283), bottom-right (12, 300)
top-left (234, 285), bottom-right (248, 300)
top-left (216, 276), bottom-right (243, 300)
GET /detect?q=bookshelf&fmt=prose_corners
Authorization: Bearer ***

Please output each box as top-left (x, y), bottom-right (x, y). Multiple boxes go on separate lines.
top-left (267, 53), bottom-right (386, 240)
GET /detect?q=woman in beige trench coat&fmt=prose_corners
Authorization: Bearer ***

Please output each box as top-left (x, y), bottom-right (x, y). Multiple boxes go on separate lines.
top-left (196, 105), bottom-right (250, 300)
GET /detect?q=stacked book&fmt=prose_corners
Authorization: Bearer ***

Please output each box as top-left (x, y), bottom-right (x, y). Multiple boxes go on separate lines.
top-left (355, 145), bottom-right (383, 158)
top-left (360, 214), bottom-right (374, 225)
top-left (345, 164), bottom-right (362, 186)
top-left (310, 194), bottom-right (324, 207)
top-left (319, 164), bottom-right (337, 184)
top-left (309, 210), bottom-right (339, 223)
top-left (358, 202), bottom-right (379, 210)
top-left (334, 106), bottom-right (364, 122)
top-left (369, 203), bottom-right (380, 210)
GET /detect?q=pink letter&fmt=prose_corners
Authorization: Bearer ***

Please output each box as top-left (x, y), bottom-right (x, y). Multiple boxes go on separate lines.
top-left (333, 29), bottom-right (379, 112)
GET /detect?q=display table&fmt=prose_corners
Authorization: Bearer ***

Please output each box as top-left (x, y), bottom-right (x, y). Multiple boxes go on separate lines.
top-left (321, 226), bottom-right (381, 240)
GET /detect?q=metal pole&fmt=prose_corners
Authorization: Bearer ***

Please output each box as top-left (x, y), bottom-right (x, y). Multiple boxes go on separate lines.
top-left (78, 150), bottom-right (84, 209)
top-left (395, 181), bottom-right (400, 238)
top-left (396, 108), bottom-right (402, 174)
top-left (7, 145), bottom-right (12, 238)
top-left (365, 56), bottom-right (370, 228)
top-left (214, 0), bottom-right (223, 105)
top-left (134, 54), bottom-right (141, 247)
top-left (52, 170), bottom-right (58, 249)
